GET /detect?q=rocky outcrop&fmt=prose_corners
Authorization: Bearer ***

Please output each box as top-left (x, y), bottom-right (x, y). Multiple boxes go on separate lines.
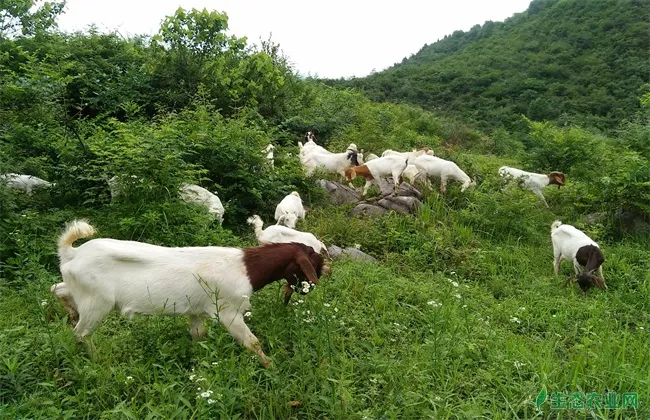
top-left (328, 245), bottom-right (377, 262)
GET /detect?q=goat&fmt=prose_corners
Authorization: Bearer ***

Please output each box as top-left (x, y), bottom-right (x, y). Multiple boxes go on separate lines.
top-left (382, 149), bottom-right (435, 186)
top-left (264, 144), bottom-right (276, 168)
top-left (364, 153), bottom-right (379, 162)
top-left (0, 173), bottom-right (54, 195)
top-left (412, 155), bottom-right (476, 193)
top-left (274, 191), bottom-right (306, 229)
top-left (381, 148), bottom-right (434, 159)
top-left (551, 220), bottom-right (606, 294)
top-left (344, 154), bottom-right (410, 196)
top-left (301, 148), bottom-right (360, 181)
top-left (179, 184), bottom-right (225, 224)
top-left (51, 220), bottom-right (329, 366)
top-left (499, 166), bottom-right (565, 207)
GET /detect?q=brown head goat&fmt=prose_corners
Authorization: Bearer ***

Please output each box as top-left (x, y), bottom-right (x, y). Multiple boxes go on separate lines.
top-left (51, 220), bottom-right (330, 366)
top-left (551, 220), bottom-right (606, 295)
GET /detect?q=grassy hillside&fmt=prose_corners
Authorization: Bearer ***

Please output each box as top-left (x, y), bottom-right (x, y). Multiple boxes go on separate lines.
top-left (1, 3), bottom-right (649, 418)
top-left (327, 0), bottom-right (650, 133)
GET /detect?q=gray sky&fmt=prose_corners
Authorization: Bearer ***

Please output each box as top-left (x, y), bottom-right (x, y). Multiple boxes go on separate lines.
top-left (57, 0), bottom-right (532, 79)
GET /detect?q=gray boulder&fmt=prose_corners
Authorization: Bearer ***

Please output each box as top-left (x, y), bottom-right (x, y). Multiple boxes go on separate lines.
top-left (377, 195), bottom-right (423, 214)
top-left (328, 245), bottom-right (377, 262)
top-left (316, 180), bottom-right (360, 205)
top-left (349, 204), bottom-right (387, 218)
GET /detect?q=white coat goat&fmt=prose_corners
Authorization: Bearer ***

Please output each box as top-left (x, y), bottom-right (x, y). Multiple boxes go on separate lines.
top-left (301, 148), bottom-right (360, 180)
top-left (412, 155), bottom-right (476, 193)
top-left (50, 220), bottom-right (329, 366)
top-left (0, 173), bottom-right (54, 195)
top-left (179, 183), bottom-right (225, 224)
top-left (274, 191), bottom-right (306, 229)
top-left (247, 214), bottom-right (328, 256)
top-left (344, 154), bottom-right (410, 196)
top-left (551, 220), bottom-right (606, 293)
top-left (499, 166), bottom-right (565, 207)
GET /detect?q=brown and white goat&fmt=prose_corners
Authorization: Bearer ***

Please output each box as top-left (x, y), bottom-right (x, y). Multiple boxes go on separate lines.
top-left (51, 220), bottom-right (330, 366)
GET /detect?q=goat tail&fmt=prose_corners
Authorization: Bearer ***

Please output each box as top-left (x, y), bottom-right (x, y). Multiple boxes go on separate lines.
top-left (58, 219), bottom-right (96, 264)
top-left (246, 215), bottom-right (264, 237)
top-left (551, 220), bottom-right (563, 233)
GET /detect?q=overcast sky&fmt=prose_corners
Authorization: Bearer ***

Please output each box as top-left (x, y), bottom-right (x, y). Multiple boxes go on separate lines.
top-left (57, 0), bottom-right (532, 79)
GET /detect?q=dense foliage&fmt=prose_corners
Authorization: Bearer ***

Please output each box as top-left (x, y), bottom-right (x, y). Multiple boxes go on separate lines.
top-left (327, 0), bottom-right (650, 133)
top-left (0, 1), bottom-right (648, 418)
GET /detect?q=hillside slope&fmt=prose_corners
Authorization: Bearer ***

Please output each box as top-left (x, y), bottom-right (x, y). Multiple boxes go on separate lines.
top-left (328, 0), bottom-right (650, 132)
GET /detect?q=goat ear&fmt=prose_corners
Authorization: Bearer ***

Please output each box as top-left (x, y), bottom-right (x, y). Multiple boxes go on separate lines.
top-left (296, 252), bottom-right (320, 285)
top-left (590, 275), bottom-right (607, 291)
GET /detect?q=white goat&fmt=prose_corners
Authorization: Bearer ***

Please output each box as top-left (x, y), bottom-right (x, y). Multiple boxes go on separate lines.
top-left (412, 155), bottom-right (475, 193)
top-left (381, 148), bottom-right (434, 159)
top-left (247, 215), bottom-right (328, 256)
top-left (0, 173), bottom-right (54, 195)
top-left (364, 153), bottom-right (379, 162)
top-left (179, 184), bottom-right (225, 224)
top-left (499, 166), bottom-right (565, 207)
top-left (264, 144), bottom-right (276, 168)
top-left (551, 220), bottom-right (606, 292)
top-left (301, 148), bottom-right (361, 180)
top-left (344, 154), bottom-right (410, 196)
top-left (274, 191), bottom-right (306, 229)
top-left (51, 220), bottom-right (329, 366)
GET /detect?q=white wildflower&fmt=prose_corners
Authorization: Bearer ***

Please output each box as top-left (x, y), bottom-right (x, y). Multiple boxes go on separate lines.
top-left (450, 271), bottom-right (456, 275)
top-left (462, 304), bottom-right (467, 309)
top-left (324, 303), bottom-right (331, 307)
top-left (207, 399), bottom-right (216, 405)
top-left (298, 299), bottom-right (304, 304)
top-left (451, 281), bottom-right (459, 287)
top-left (189, 374), bottom-right (196, 381)
top-left (334, 307), bottom-right (339, 312)
top-left (211, 361), bottom-right (219, 365)
top-left (393, 322), bottom-right (400, 327)
top-left (200, 390), bottom-right (213, 398)
top-left (513, 360), bottom-right (524, 369)
top-left (41, 299), bottom-right (47, 307)
top-left (353, 243), bottom-right (361, 249)
top-left (639, 326), bottom-right (645, 330)
top-left (244, 311), bottom-right (252, 318)
top-left (454, 294), bottom-right (461, 299)
top-left (510, 317), bottom-right (521, 324)
top-left (125, 376), bottom-right (133, 383)
top-left (552, 315), bottom-right (557, 318)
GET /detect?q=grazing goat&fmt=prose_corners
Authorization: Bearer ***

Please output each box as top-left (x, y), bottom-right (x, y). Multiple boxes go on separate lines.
top-left (412, 155), bottom-right (476, 193)
top-left (247, 215), bottom-right (328, 256)
top-left (51, 220), bottom-right (328, 366)
top-left (551, 221), bottom-right (606, 293)
top-left (382, 148), bottom-right (435, 186)
top-left (274, 191), bottom-right (306, 229)
top-left (344, 154), bottom-right (410, 196)
top-left (301, 148), bottom-right (360, 180)
top-left (364, 152), bottom-right (379, 162)
top-left (381, 148), bottom-right (434, 159)
top-left (499, 166), bottom-right (565, 207)
top-left (264, 144), bottom-right (276, 168)
top-left (0, 173), bottom-right (54, 195)
top-left (179, 184), bottom-right (225, 224)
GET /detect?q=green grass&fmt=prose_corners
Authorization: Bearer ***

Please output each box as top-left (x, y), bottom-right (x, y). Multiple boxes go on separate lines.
top-left (1, 153), bottom-right (649, 419)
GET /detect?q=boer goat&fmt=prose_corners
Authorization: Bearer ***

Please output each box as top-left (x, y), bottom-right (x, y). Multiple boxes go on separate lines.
top-left (551, 220), bottom-right (606, 294)
top-left (412, 155), bottom-right (476, 193)
top-left (344, 154), bottom-right (409, 196)
top-left (498, 166), bottom-right (565, 207)
top-left (51, 220), bottom-right (329, 366)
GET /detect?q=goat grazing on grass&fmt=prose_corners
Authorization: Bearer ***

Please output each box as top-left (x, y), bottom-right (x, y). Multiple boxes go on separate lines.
top-left (301, 148), bottom-right (360, 181)
top-left (498, 166), bottom-right (565, 207)
top-left (381, 148), bottom-right (435, 186)
top-left (344, 154), bottom-right (410, 196)
top-left (51, 220), bottom-right (329, 366)
top-left (179, 184), bottom-right (225, 224)
top-left (0, 173), bottom-right (54, 195)
top-left (412, 155), bottom-right (476, 193)
top-left (551, 220), bottom-right (606, 294)
top-left (274, 191), bottom-right (306, 229)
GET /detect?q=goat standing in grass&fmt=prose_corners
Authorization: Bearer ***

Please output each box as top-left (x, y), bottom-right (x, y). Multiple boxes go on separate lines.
top-left (0, 173), bottom-right (54, 195)
top-left (344, 154), bottom-right (410, 196)
top-left (51, 220), bottom-right (329, 366)
top-left (498, 166), bottom-right (565, 207)
top-left (551, 220), bottom-right (606, 294)
top-left (412, 155), bottom-right (476, 193)
top-left (274, 191), bottom-right (306, 228)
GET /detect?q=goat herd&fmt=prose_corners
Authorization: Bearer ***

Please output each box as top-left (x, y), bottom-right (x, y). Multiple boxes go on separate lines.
top-left (2, 131), bottom-right (606, 366)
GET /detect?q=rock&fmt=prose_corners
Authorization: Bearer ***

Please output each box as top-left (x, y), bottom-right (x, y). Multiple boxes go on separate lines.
top-left (377, 195), bottom-right (423, 214)
top-left (617, 211), bottom-right (650, 234)
top-left (328, 245), bottom-right (377, 262)
top-left (376, 178), bottom-right (422, 198)
top-left (316, 180), bottom-right (360, 205)
top-left (327, 244), bottom-right (343, 259)
top-left (349, 204), bottom-right (387, 218)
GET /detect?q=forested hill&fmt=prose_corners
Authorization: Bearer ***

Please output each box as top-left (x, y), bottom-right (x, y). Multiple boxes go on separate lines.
top-left (326, 0), bottom-right (650, 133)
